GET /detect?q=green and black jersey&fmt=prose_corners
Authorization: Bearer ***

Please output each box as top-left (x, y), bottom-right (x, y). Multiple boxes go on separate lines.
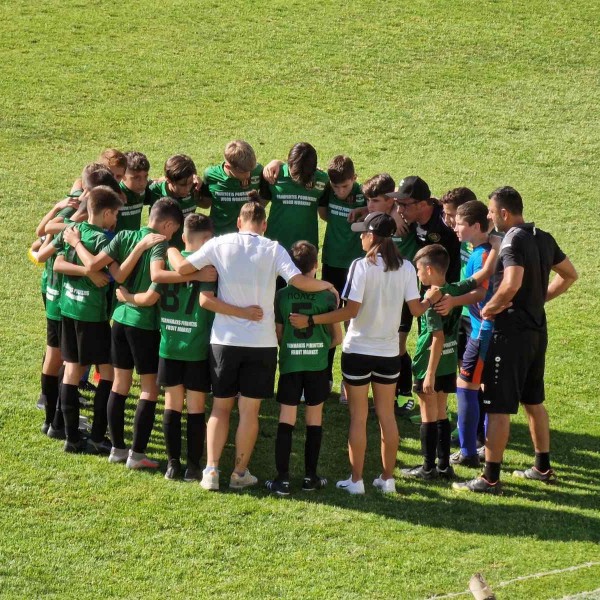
top-left (153, 252), bottom-right (216, 361)
top-left (319, 182), bottom-right (366, 269)
top-left (263, 164), bottom-right (328, 251)
top-left (104, 227), bottom-right (168, 330)
top-left (392, 228), bottom-right (419, 261)
top-left (117, 182), bottom-right (150, 232)
top-left (201, 163), bottom-right (263, 236)
top-left (54, 222), bottom-right (111, 323)
top-left (412, 278), bottom-right (477, 380)
top-left (275, 285), bottom-right (337, 374)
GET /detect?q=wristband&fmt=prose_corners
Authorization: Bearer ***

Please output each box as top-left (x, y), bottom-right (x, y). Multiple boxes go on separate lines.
top-left (307, 315), bottom-right (315, 327)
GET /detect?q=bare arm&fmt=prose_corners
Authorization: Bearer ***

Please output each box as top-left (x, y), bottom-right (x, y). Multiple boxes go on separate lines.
top-left (290, 299), bottom-right (360, 328)
top-left (406, 294), bottom-right (440, 319)
top-left (433, 287), bottom-right (487, 316)
top-left (36, 197), bottom-right (79, 237)
top-left (318, 207), bottom-right (328, 222)
top-left (275, 323), bottom-right (284, 344)
top-left (199, 290), bottom-right (263, 320)
top-left (546, 257), bottom-right (577, 302)
top-left (150, 258), bottom-right (217, 284)
top-left (289, 274), bottom-right (340, 306)
top-left (37, 240), bottom-right (58, 263)
top-left (116, 286), bottom-right (161, 307)
top-left (481, 265), bottom-right (523, 319)
top-left (423, 331), bottom-right (444, 394)
top-left (328, 322), bottom-right (343, 348)
top-left (472, 246), bottom-right (499, 284)
top-left (166, 247), bottom-right (198, 275)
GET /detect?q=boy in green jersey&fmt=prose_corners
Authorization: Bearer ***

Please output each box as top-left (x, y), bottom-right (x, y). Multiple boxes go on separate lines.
top-left (266, 241), bottom-right (342, 495)
top-left (401, 244), bottom-right (477, 481)
top-left (116, 151), bottom-right (152, 232)
top-left (63, 198), bottom-right (185, 468)
top-left (48, 187), bottom-right (123, 453)
top-left (199, 140), bottom-right (264, 236)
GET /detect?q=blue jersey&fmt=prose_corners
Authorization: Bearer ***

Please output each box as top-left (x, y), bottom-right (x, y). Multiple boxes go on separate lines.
top-left (465, 243), bottom-right (494, 338)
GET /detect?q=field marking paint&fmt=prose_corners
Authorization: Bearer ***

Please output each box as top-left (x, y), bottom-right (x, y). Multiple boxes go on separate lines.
top-left (430, 562), bottom-right (600, 599)
top-left (555, 588), bottom-right (600, 599)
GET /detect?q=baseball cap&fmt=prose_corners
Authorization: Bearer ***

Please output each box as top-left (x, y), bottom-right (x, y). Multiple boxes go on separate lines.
top-left (351, 211), bottom-right (397, 237)
top-left (386, 176), bottom-right (431, 201)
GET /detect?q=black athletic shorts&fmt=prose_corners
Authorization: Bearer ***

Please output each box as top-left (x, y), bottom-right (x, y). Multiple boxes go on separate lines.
top-left (47, 318), bottom-right (61, 349)
top-left (61, 316), bottom-right (111, 366)
top-left (210, 344), bottom-right (277, 399)
top-left (111, 321), bottom-right (160, 375)
top-left (457, 315), bottom-right (472, 361)
top-left (157, 357), bottom-right (211, 392)
top-left (341, 352), bottom-right (401, 387)
top-left (399, 301), bottom-right (413, 334)
top-left (322, 264), bottom-right (348, 299)
top-left (482, 327), bottom-right (547, 414)
top-left (276, 369), bottom-right (330, 406)
top-left (413, 373), bottom-right (457, 394)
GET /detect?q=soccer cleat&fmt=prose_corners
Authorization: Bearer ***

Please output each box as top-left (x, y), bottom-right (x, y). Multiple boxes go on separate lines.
top-left (78, 380), bottom-right (97, 393)
top-left (302, 475), bottom-right (327, 491)
top-left (373, 475), bottom-right (396, 493)
top-left (450, 450), bottom-right (481, 468)
top-left (47, 425), bottom-right (66, 440)
top-left (394, 397), bottom-right (415, 417)
top-left (78, 396), bottom-right (92, 408)
top-left (36, 394), bottom-right (46, 410)
top-left (164, 459), bottom-right (182, 481)
top-left (183, 465), bottom-right (203, 482)
top-left (339, 382), bottom-right (347, 405)
top-left (512, 467), bottom-right (557, 484)
top-left (41, 422), bottom-right (50, 435)
top-left (87, 437), bottom-right (112, 455)
top-left (265, 478), bottom-right (291, 496)
top-left (436, 465), bottom-right (456, 480)
top-left (64, 438), bottom-right (88, 454)
top-left (200, 468), bottom-right (220, 491)
top-left (230, 469), bottom-right (258, 490)
top-left (477, 445), bottom-right (486, 462)
top-left (108, 447), bottom-right (129, 463)
top-left (126, 450), bottom-right (159, 470)
top-left (452, 476), bottom-right (503, 495)
top-left (401, 465), bottom-right (438, 480)
top-left (336, 477), bottom-right (365, 495)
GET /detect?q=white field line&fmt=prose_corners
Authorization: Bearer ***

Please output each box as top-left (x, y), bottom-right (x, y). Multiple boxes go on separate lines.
top-left (554, 589), bottom-right (600, 600)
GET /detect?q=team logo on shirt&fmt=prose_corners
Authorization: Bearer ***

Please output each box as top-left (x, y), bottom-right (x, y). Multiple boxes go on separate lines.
top-left (427, 233), bottom-right (441, 242)
top-left (250, 175), bottom-right (260, 185)
top-left (314, 181), bottom-right (326, 191)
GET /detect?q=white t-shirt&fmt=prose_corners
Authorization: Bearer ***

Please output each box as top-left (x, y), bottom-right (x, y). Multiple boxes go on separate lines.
top-left (187, 232), bottom-right (300, 347)
top-left (341, 255), bottom-right (420, 357)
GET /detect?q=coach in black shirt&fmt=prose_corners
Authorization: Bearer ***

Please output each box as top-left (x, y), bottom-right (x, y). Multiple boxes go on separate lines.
top-left (454, 186), bottom-right (577, 495)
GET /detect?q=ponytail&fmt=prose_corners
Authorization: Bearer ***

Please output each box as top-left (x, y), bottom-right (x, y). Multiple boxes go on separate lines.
top-left (366, 235), bottom-right (401, 272)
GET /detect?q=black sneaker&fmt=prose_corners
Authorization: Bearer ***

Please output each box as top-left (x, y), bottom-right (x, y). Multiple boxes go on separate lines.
top-left (401, 465), bottom-right (438, 480)
top-left (513, 467), bottom-right (557, 484)
top-left (79, 380), bottom-right (98, 393)
top-left (184, 464), bottom-right (203, 482)
top-left (165, 459), bottom-right (182, 481)
top-left (394, 398), bottom-right (415, 417)
top-left (265, 478), bottom-right (291, 496)
top-left (477, 445), bottom-right (486, 461)
top-left (36, 394), bottom-right (46, 410)
top-left (41, 422), bottom-right (50, 435)
top-left (436, 465), bottom-right (456, 480)
top-left (79, 396), bottom-right (91, 408)
top-left (87, 437), bottom-right (112, 455)
top-left (450, 450), bottom-right (481, 468)
top-left (64, 438), bottom-right (88, 453)
top-left (452, 476), bottom-right (503, 495)
top-left (47, 425), bottom-right (66, 440)
top-left (302, 475), bottom-right (327, 491)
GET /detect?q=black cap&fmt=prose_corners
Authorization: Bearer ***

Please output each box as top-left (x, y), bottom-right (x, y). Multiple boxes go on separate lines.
top-left (385, 176), bottom-right (431, 201)
top-left (351, 211), bottom-right (397, 237)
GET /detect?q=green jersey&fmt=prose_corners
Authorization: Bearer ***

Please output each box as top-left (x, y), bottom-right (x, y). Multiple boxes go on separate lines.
top-left (45, 252), bottom-right (62, 321)
top-left (117, 182), bottom-right (150, 232)
top-left (275, 285), bottom-right (337, 374)
top-left (413, 278), bottom-right (477, 380)
top-left (201, 163), bottom-right (263, 236)
top-left (392, 228), bottom-right (419, 261)
top-left (460, 241), bottom-right (473, 317)
top-left (54, 222), bottom-right (110, 323)
top-left (104, 227), bottom-right (167, 330)
top-left (155, 253), bottom-right (216, 361)
top-left (263, 164), bottom-right (328, 251)
top-left (319, 182), bottom-right (366, 269)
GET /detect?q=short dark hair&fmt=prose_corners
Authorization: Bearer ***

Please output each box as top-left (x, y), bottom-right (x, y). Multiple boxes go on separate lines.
top-left (125, 151), bottom-right (150, 173)
top-left (165, 154), bottom-right (196, 182)
top-left (362, 173), bottom-right (395, 198)
top-left (85, 168), bottom-right (121, 196)
top-left (489, 186), bottom-right (523, 215)
top-left (81, 163), bottom-right (106, 189)
top-left (440, 187), bottom-right (477, 208)
top-left (456, 200), bottom-right (489, 231)
top-left (288, 142), bottom-right (317, 187)
top-left (327, 155), bottom-right (355, 184)
top-left (184, 213), bottom-right (213, 237)
top-left (414, 243), bottom-right (450, 275)
top-left (149, 197), bottom-right (183, 226)
top-left (87, 186), bottom-right (123, 215)
top-left (290, 241), bottom-right (318, 275)
top-left (239, 201), bottom-right (266, 224)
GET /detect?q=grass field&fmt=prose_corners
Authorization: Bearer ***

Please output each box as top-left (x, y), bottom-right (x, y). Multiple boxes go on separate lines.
top-left (1, 0), bottom-right (599, 598)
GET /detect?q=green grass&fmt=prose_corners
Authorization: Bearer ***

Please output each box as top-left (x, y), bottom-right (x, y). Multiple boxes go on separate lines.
top-left (1, 0), bottom-right (599, 597)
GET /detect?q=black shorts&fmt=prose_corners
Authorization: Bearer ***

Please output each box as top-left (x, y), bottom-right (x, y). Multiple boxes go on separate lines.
top-left (459, 329), bottom-right (492, 385)
top-left (210, 344), bottom-right (277, 399)
top-left (111, 321), bottom-right (159, 375)
top-left (61, 316), bottom-right (111, 366)
top-left (457, 315), bottom-right (472, 361)
top-left (276, 369), bottom-right (330, 406)
top-left (482, 328), bottom-right (547, 414)
top-left (399, 301), bottom-right (413, 334)
top-left (157, 357), bottom-right (211, 392)
top-left (341, 352), bottom-right (401, 387)
top-left (322, 264), bottom-right (349, 298)
top-left (47, 318), bottom-right (61, 349)
top-left (413, 373), bottom-right (456, 394)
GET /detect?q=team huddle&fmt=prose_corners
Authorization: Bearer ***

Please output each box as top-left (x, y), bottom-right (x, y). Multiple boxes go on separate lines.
top-left (31, 140), bottom-right (578, 496)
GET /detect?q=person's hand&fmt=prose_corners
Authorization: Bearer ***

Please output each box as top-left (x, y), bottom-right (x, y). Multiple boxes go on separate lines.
top-left (433, 294), bottom-right (454, 316)
top-left (193, 266), bottom-right (217, 282)
top-left (55, 196), bottom-right (80, 212)
top-left (137, 233), bottom-right (166, 251)
top-left (482, 301), bottom-right (511, 320)
top-left (63, 226), bottom-right (81, 247)
top-left (347, 206), bottom-right (368, 223)
top-left (423, 374), bottom-right (435, 395)
top-left (289, 313), bottom-right (309, 329)
top-left (88, 271), bottom-right (110, 288)
top-left (263, 160), bottom-right (283, 184)
top-left (241, 305), bottom-right (263, 321)
top-left (192, 174), bottom-right (202, 194)
top-left (115, 286), bottom-right (131, 303)
top-left (424, 286), bottom-right (442, 305)
top-left (392, 207), bottom-right (409, 236)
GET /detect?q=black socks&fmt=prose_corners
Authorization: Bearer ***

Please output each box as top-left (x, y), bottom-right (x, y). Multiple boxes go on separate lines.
top-left (107, 391), bottom-right (127, 449)
top-left (132, 399), bottom-right (157, 454)
top-left (187, 412), bottom-right (206, 468)
top-left (275, 423), bottom-right (294, 480)
top-left (60, 383), bottom-right (80, 443)
top-left (90, 379), bottom-right (112, 443)
top-left (483, 461), bottom-right (501, 484)
top-left (163, 409), bottom-right (182, 461)
top-left (436, 418), bottom-right (451, 470)
top-left (420, 422), bottom-right (438, 471)
top-left (535, 452), bottom-right (551, 472)
top-left (305, 425), bottom-right (323, 478)
top-left (41, 373), bottom-right (59, 426)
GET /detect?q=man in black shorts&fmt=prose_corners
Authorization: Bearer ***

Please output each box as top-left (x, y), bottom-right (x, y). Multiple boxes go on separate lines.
top-left (454, 186), bottom-right (577, 494)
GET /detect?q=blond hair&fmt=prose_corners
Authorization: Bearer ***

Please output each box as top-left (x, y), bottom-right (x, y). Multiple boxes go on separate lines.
top-left (224, 140), bottom-right (257, 173)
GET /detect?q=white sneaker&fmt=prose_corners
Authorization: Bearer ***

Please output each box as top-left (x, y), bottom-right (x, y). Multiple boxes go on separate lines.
top-left (230, 469), bottom-right (258, 490)
top-left (339, 382), bottom-right (348, 405)
top-left (373, 475), bottom-right (396, 493)
top-left (336, 477), bottom-right (365, 495)
top-left (126, 450), bottom-right (159, 469)
top-left (108, 447), bottom-right (129, 464)
top-left (200, 467), bottom-right (219, 491)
